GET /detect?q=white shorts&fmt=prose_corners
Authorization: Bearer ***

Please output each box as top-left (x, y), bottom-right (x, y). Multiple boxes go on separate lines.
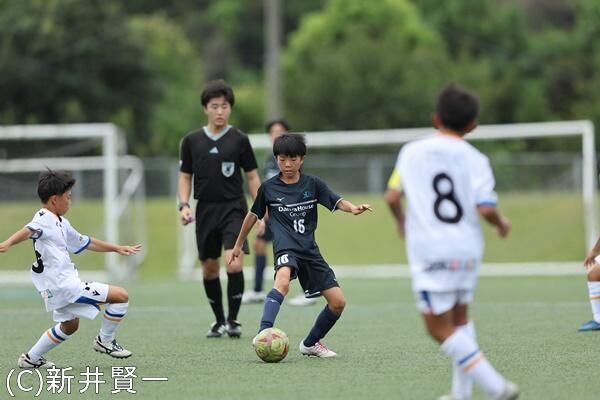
top-left (414, 290), bottom-right (473, 316)
top-left (52, 281), bottom-right (109, 322)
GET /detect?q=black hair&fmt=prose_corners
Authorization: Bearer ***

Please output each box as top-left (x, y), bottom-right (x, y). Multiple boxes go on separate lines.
top-left (273, 133), bottom-right (306, 157)
top-left (436, 83), bottom-right (479, 132)
top-left (265, 119), bottom-right (291, 133)
top-left (37, 169), bottom-right (76, 203)
top-left (201, 79), bottom-right (235, 107)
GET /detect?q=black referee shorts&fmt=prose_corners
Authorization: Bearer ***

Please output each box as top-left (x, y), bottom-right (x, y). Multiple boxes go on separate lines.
top-left (194, 199), bottom-right (249, 261)
top-left (274, 250), bottom-right (339, 298)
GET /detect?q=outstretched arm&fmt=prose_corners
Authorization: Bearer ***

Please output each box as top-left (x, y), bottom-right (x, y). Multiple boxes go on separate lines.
top-left (336, 199), bottom-right (372, 215)
top-left (227, 213), bottom-right (259, 265)
top-left (384, 189), bottom-right (405, 237)
top-left (478, 206), bottom-right (510, 238)
top-left (0, 228), bottom-right (33, 253)
top-left (88, 238), bottom-right (141, 256)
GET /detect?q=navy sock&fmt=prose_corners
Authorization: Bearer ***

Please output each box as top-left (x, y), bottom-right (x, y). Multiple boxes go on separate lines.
top-left (254, 255), bottom-right (266, 292)
top-left (259, 288), bottom-right (284, 332)
top-left (203, 278), bottom-right (225, 324)
top-left (227, 271), bottom-right (244, 321)
top-left (303, 305), bottom-right (340, 347)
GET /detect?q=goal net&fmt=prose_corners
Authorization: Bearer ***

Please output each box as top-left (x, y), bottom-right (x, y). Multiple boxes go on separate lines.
top-left (175, 120), bottom-right (597, 279)
top-left (0, 123), bottom-right (146, 281)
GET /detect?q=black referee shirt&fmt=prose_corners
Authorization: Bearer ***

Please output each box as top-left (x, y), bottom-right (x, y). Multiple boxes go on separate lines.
top-left (179, 126), bottom-right (258, 202)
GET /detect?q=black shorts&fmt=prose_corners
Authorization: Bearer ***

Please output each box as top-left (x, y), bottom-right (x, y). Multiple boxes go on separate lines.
top-left (274, 250), bottom-right (339, 298)
top-left (195, 199), bottom-right (249, 260)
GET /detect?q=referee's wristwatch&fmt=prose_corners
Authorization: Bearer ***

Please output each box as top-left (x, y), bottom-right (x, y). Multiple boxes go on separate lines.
top-left (178, 202), bottom-right (190, 211)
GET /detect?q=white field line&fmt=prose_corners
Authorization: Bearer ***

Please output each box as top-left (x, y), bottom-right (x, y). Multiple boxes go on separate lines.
top-left (0, 262), bottom-right (584, 285)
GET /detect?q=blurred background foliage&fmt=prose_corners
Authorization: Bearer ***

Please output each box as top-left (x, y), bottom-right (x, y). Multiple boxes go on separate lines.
top-left (1, 0), bottom-right (600, 156)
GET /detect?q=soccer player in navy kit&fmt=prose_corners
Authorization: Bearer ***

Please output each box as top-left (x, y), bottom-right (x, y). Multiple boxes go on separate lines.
top-left (242, 119), bottom-right (317, 307)
top-left (228, 133), bottom-right (372, 357)
top-left (179, 79), bottom-right (262, 338)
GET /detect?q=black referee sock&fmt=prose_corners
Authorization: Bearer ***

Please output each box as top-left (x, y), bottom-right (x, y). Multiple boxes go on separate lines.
top-left (227, 271), bottom-right (244, 322)
top-left (203, 278), bottom-right (225, 324)
top-left (303, 305), bottom-right (340, 347)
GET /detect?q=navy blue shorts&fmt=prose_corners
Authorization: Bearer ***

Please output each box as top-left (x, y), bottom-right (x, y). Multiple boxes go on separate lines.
top-left (273, 250), bottom-right (339, 298)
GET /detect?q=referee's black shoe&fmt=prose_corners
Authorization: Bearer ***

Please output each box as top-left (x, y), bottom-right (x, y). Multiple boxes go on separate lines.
top-left (206, 321), bottom-right (226, 338)
top-left (225, 320), bottom-right (242, 338)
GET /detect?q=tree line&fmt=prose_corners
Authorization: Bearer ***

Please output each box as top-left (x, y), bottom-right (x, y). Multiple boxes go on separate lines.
top-left (0, 0), bottom-right (598, 156)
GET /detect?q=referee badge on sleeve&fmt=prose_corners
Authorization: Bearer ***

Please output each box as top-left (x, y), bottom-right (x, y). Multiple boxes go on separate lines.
top-left (222, 162), bottom-right (235, 177)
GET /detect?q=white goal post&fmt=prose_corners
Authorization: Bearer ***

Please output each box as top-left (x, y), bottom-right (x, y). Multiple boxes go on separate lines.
top-left (179, 120), bottom-right (596, 279)
top-left (0, 123), bottom-right (146, 280)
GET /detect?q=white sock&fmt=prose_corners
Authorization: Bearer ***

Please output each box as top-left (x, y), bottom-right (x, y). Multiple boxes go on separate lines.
top-left (441, 329), bottom-right (506, 399)
top-left (28, 323), bottom-right (71, 361)
top-left (100, 302), bottom-right (128, 343)
top-left (588, 282), bottom-right (600, 323)
top-left (452, 321), bottom-right (475, 399)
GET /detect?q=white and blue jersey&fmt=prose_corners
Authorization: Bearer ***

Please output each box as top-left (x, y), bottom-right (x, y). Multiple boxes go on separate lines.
top-left (26, 208), bottom-right (93, 312)
top-left (389, 133), bottom-right (498, 292)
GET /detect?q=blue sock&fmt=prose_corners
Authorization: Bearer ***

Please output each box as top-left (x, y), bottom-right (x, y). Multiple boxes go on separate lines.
top-left (303, 305), bottom-right (340, 347)
top-left (254, 255), bottom-right (266, 292)
top-left (259, 288), bottom-right (284, 332)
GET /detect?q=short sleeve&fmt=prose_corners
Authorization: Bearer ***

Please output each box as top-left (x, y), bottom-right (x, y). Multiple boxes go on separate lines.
top-left (65, 221), bottom-right (91, 254)
top-left (250, 185), bottom-right (268, 219)
top-left (239, 135), bottom-right (258, 172)
top-left (179, 135), bottom-right (193, 174)
top-left (25, 220), bottom-right (44, 240)
top-left (315, 177), bottom-right (342, 212)
top-left (474, 156), bottom-right (498, 207)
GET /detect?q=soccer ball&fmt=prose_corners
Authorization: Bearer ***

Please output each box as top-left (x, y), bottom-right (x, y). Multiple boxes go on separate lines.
top-left (253, 327), bottom-right (289, 363)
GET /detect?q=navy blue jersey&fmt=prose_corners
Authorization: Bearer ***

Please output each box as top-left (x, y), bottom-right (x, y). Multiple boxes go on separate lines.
top-left (251, 174), bottom-right (342, 256)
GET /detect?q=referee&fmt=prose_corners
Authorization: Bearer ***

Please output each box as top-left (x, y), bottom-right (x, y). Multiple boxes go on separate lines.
top-left (178, 79), bottom-right (262, 338)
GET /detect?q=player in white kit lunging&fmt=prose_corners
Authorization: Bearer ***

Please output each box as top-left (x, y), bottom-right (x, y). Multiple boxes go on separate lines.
top-left (385, 84), bottom-right (519, 400)
top-left (0, 169), bottom-right (141, 368)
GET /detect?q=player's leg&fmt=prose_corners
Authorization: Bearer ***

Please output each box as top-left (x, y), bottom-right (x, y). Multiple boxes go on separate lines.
top-left (93, 284), bottom-right (132, 358)
top-left (445, 303), bottom-right (474, 400)
top-left (299, 286), bottom-right (344, 358)
top-left (421, 292), bottom-right (518, 400)
top-left (222, 205), bottom-right (248, 337)
top-left (298, 258), bottom-right (340, 357)
top-left (579, 263), bottom-right (600, 331)
top-left (18, 317), bottom-right (80, 369)
top-left (257, 265), bottom-right (292, 333)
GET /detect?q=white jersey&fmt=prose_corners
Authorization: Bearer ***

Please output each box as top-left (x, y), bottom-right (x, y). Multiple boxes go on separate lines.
top-left (26, 208), bottom-right (91, 311)
top-left (389, 133), bottom-right (497, 292)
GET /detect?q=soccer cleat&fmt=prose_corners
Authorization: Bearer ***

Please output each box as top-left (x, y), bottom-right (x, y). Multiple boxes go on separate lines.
top-left (225, 320), bottom-right (242, 338)
top-left (288, 294), bottom-right (317, 307)
top-left (437, 395), bottom-right (460, 400)
top-left (17, 353), bottom-right (55, 369)
top-left (578, 319), bottom-right (600, 332)
top-left (496, 381), bottom-right (519, 400)
top-left (299, 340), bottom-right (337, 358)
top-left (242, 291), bottom-right (266, 304)
top-left (206, 321), bottom-right (226, 338)
top-left (93, 336), bottom-right (132, 359)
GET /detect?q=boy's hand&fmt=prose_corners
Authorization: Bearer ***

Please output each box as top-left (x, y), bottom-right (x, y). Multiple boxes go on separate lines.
top-left (497, 217), bottom-right (511, 238)
top-left (116, 244), bottom-right (142, 256)
top-left (584, 252), bottom-right (599, 269)
top-left (227, 246), bottom-right (242, 266)
top-left (352, 204), bottom-right (373, 215)
top-left (0, 241), bottom-right (9, 253)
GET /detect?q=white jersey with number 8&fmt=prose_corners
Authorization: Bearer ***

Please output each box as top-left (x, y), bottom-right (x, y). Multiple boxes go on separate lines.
top-left (390, 133), bottom-right (498, 292)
